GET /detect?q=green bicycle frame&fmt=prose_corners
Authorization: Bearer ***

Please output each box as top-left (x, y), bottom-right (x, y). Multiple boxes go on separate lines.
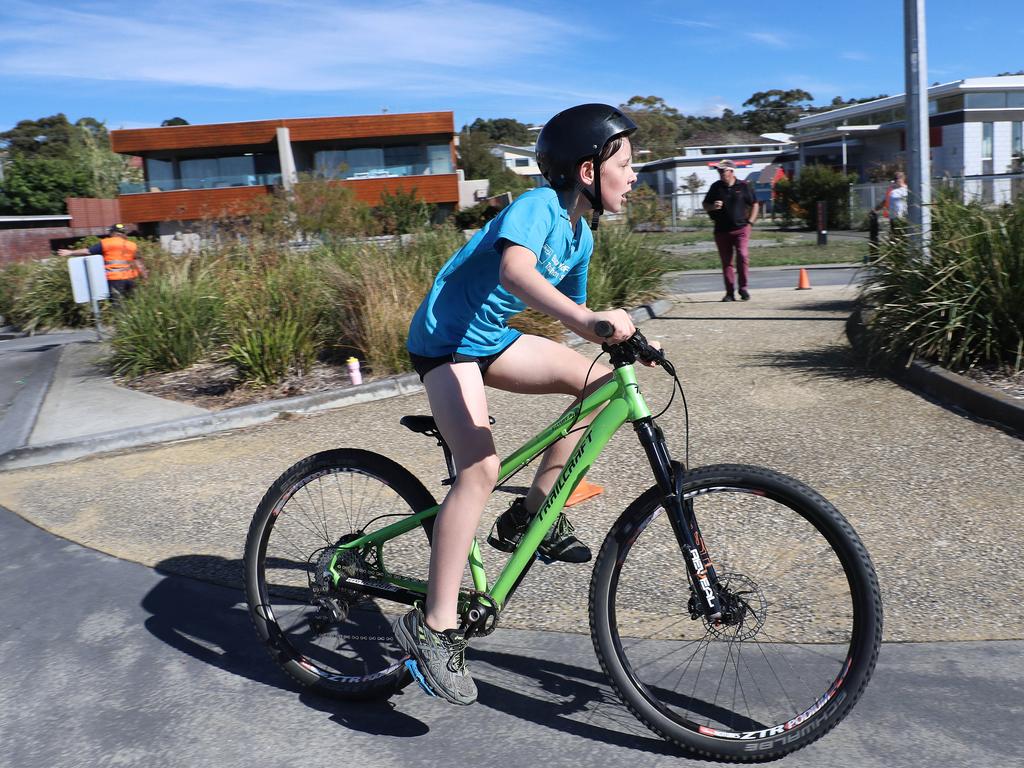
top-left (330, 363), bottom-right (652, 612)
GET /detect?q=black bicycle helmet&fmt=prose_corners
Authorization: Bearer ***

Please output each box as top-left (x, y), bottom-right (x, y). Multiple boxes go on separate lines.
top-left (535, 103), bottom-right (637, 225)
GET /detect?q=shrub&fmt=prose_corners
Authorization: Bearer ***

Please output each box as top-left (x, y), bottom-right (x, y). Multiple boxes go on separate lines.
top-left (5, 258), bottom-right (93, 332)
top-left (220, 255), bottom-right (329, 384)
top-left (452, 201), bottom-right (495, 230)
top-left (374, 188), bottom-right (434, 235)
top-left (225, 311), bottom-right (318, 386)
top-left (0, 261), bottom-right (32, 326)
top-left (250, 174), bottom-right (377, 243)
top-left (775, 165), bottom-right (858, 229)
top-left (859, 190), bottom-right (1024, 372)
top-left (626, 185), bottom-right (668, 230)
top-left (108, 275), bottom-right (224, 376)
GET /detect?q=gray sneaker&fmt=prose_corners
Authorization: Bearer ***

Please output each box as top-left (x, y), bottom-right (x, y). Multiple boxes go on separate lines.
top-left (394, 606), bottom-right (477, 705)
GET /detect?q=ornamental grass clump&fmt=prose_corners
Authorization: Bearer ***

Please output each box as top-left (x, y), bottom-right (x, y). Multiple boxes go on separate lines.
top-left (108, 272), bottom-right (224, 376)
top-left (323, 228), bottom-right (460, 375)
top-left (4, 258), bottom-right (93, 332)
top-left (222, 254), bottom-right (329, 385)
top-left (587, 225), bottom-right (673, 310)
top-left (859, 191), bottom-right (1024, 373)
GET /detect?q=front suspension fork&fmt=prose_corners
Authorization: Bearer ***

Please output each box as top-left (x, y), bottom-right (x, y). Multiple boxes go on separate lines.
top-left (634, 418), bottom-right (723, 621)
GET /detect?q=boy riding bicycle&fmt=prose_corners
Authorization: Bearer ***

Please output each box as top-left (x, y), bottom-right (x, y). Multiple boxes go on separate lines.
top-left (395, 103), bottom-right (648, 705)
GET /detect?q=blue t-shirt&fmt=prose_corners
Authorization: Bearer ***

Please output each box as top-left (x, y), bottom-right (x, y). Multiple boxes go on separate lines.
top-left (407, 187), bottom-right (592, 357)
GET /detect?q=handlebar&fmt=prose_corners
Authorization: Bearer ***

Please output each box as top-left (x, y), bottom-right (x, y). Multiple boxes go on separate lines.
top-left (594, 322), bottom-right (667, 368)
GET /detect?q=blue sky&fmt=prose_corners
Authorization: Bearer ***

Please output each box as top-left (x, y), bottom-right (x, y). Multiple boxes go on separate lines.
top-left (1, 0), bottom-right (1021, 134)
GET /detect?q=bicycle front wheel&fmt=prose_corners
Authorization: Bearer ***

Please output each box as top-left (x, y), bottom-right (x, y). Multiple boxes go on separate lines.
top-left (244, 448), bottom-right (436, 700)
top-left (590, 464), bottom-right (882, 762)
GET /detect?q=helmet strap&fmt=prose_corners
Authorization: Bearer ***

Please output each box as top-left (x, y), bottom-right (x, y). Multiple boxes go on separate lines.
top-left (580, 157), bottom-right (604, 230)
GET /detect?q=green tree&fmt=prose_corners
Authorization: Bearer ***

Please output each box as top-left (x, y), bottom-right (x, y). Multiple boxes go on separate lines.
top-left (465, 117), bottom-right (532, 145)
top-left (457, 128), bottom-right (502, 180)
top-left (0, 152), bottom-right (89, 214)
top-left (161, 117), bottom-right (190, 126)
top-left (456, 129), bottom-right (532, 199)
top-left (741, 89), bottom-right (814, 134)
top-left (0, 113), bottom-right (128, 212)
top-left (620, 96), bottom-right (683, 159)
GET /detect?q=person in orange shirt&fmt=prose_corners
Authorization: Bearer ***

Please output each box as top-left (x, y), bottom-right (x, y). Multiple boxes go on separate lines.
top-left (59, 224), bottom-right (147, 302)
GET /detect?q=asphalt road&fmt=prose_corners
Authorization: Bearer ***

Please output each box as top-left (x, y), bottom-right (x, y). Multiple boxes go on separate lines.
top-left (666, 265), bottom-right (864, 295)
top-left (1, 505), bottom-right (1020, 768)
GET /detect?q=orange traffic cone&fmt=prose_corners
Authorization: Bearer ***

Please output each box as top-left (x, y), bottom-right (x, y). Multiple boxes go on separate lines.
top-left (796, 268), bottom-right (811, 290)
top-left (565, 477), bottom-right (604, 507)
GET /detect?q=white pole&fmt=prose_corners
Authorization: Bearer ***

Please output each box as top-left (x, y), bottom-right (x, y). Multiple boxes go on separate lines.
top-left (903, 0), bottom-right (931, 257)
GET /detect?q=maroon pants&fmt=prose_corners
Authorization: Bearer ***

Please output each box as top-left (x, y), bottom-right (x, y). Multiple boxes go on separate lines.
top-left (714, 225), bottom-right (751, 294)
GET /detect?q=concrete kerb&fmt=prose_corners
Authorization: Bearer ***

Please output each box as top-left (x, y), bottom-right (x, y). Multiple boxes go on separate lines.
top-left (846, 308), bottom-right (1024, 437)
top-left (0, 373), bottom-right (424, 471)
top-left (0, 299), bottom-right (678, 471)
top-left (0, 343), bottom-right (62, 457)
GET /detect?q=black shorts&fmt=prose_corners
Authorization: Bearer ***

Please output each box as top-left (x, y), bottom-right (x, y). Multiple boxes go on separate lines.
top-left (408, 338), bottom-right (518, 382)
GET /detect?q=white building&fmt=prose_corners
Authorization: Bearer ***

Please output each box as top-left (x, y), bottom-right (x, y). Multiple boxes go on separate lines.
top-left (787, 75), bottom-right (1024, 204)
top-left (493, 144), bottom-right (543, 183)
top-left (633, 140), bottom-right (793, 217)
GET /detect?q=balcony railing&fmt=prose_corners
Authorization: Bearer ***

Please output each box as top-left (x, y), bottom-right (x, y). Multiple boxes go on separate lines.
top-left (119, 173), bottom-right (282, 194)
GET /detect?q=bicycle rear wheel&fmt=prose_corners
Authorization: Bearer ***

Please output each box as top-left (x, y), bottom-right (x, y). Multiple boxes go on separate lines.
top-left (244, 448), bottom-right (436, 700)
top-left (590, 464), bottom-right (882, 762)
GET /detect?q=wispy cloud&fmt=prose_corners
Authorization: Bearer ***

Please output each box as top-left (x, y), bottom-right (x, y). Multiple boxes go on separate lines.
top-left (842, 51), bottom-right (870, 62)
top-left (668, 19), bottom-right (718, 29)
top-left (746, 31), bottom-right (790, 48)
top-left (0, 0), bottom-right (584, 97)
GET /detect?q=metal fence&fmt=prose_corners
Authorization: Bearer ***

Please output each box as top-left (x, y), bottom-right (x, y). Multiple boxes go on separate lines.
top-left (643, 172), bottom-right (1024, 229)
top-left (851, 173), bottom-right (1024, 214)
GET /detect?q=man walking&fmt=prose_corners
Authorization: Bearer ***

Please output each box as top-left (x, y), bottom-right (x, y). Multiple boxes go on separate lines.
top-left (702, 160), bottom-right (758, 301)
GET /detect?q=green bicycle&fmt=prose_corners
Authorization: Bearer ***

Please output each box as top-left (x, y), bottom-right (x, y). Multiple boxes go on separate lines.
top-left (243, 327), bottom-right (882, 762)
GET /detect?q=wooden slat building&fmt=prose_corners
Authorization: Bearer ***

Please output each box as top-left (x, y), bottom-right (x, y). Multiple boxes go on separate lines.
top-left (110, 111), bottom-right (459, 234)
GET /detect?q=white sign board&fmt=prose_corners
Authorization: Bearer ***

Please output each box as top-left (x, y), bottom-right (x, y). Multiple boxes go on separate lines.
top-left (68, 255), bottom-right (110, 303)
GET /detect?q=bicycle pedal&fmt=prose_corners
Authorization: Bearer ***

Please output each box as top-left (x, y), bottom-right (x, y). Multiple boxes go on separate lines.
top-left (404, 659), bottom-right (437, 698)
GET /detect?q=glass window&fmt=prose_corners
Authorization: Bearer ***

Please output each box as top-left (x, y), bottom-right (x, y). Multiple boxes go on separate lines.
top-left (427, 144), bottom-right (453, 174)
top-left (345, 148), bottom-right (384, 176)
top-left (145, 158), bottom-right (174, 191)
top-left (936, 94), bottom-right (964, 113)
top-left (179, 158), bottom-right (218, 188)
top-left (1013, 122), bottom-right (1023, 158)
top-left (1008, 92), bottom-right (1024, 108)
top-left (178, 156), bottom-right (255, 188)
top-left (515, 157), bottom-right (530, 167)
top-left (967, 92), bottom-right (1007, 109)
top-left (315, 150), bottom-right (348, 178)
top-left (383, 145), bottom-right (423, 175)
top-left (982, 122), bottom-right (994, 160)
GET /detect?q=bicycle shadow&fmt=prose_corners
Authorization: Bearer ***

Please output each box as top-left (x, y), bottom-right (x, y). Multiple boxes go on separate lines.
top-left (143, 553), bottom-right (428, 737)
top-left (142, 554), bottom-right (679, 751)
top-left (468, 647), bottom-right (677, 755)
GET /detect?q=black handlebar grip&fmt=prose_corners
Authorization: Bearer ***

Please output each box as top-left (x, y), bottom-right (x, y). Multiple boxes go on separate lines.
top-left (594, 320), bottom-right (614, 338)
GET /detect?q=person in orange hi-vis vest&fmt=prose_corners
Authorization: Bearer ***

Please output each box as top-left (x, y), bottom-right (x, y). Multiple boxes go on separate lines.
top-left (59, 224), bottom-right (147, 303)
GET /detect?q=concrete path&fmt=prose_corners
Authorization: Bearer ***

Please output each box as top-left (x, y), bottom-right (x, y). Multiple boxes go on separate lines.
top-left (28, 341), bottom-right (207, 445)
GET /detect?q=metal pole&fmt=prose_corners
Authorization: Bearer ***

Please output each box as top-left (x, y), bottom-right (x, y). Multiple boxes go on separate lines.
top-left (903, 0), bottom-right (931, 257)
top-left (81, 259), bottom-right (103, 341)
